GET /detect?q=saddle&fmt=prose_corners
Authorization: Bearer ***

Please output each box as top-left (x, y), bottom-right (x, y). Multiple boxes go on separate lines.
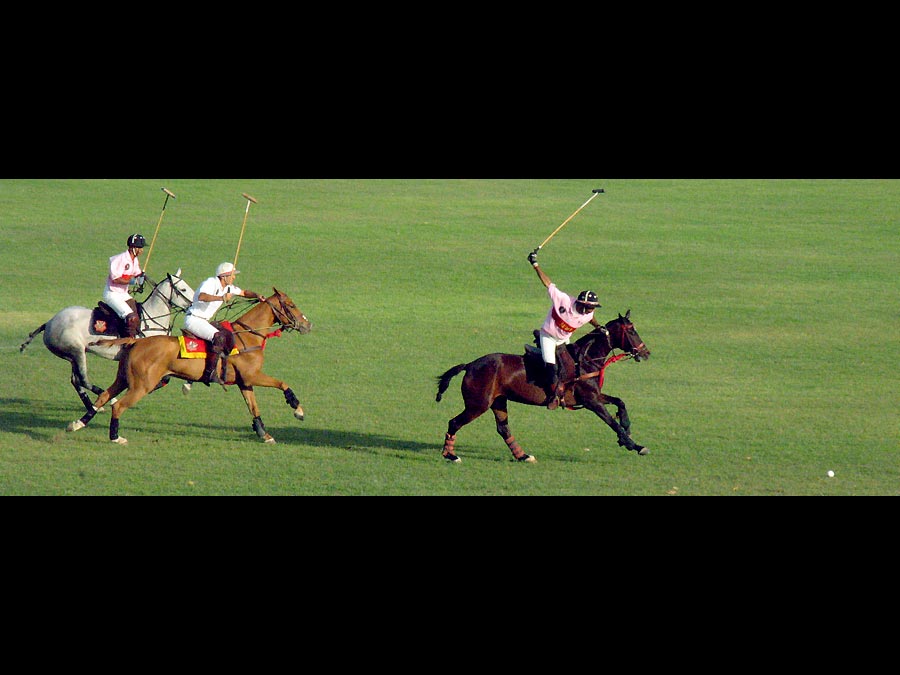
top-left (523, 330), bottom-right (580, 387)
top-left (180, 322), bottom-right (238, 358)
top-left (90, 301), bottom-right (134, 336)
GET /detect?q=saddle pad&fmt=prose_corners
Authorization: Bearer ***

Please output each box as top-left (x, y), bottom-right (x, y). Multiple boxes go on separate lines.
top-left (177, 336), bottom-right (240, 359)
top-left (178, 336), bottom-right (208, 359)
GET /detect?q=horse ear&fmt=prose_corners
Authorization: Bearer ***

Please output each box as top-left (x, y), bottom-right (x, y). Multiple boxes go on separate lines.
top-left (625, 308), bottom-right (631, 319)
top-left (176, 267), bottom-right (182, 277)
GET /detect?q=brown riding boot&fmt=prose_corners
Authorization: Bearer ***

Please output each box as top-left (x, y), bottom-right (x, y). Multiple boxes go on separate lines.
top-left (123, 312), bottom-right (140, 338)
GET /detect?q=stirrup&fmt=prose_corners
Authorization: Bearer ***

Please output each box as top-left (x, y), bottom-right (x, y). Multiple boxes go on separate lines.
top-left (545, 385), bottom-right (564, 410)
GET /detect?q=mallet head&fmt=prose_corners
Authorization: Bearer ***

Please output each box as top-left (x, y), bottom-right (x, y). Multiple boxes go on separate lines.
top-left (161, 187), bottom-right (177, 199)
top-left (242, 192), bottom-right (258, 204)
top-left (592, 188), bottom-right (605, 194)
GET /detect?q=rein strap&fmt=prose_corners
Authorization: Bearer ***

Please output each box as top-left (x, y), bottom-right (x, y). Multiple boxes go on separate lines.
top-left (576, 352), bottom-right (631, 388)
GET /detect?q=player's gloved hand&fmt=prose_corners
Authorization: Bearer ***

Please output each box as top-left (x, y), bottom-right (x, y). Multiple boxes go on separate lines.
top-left (527, 251), bottom-right (539, 266)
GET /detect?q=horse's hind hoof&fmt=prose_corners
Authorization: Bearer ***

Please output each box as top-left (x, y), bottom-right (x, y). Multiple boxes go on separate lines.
top-left (293, 407), bottom-right (305, 421)
top-left (443, 452), bottom-right (461, 463)
top-left (516, 454), bottom-right (537, 463)
top-left (635, 446), bottom-right (649, 456)
top-left (67, 420), bottom-right (85, 433)
top-left (110, 437), bottom-right (128, 445)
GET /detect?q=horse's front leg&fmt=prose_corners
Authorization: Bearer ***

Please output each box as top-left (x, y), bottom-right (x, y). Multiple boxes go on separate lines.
top-left (577, 385), bottom-right (648, 456)
top-left (596, 393), bottom-right (630, 435)
top-left (67, 380), bottom-right (125, 433)
top-left (236, 372), bottom-right (304, 444)
top-left (238, 386), bottom-right (275, 443)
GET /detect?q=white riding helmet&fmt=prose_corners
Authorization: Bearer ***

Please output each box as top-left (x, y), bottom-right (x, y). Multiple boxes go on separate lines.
top-left (216, 262), bottom-right (240, 277)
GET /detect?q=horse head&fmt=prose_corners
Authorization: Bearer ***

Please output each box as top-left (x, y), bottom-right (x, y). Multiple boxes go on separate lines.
top-left (606, 309), bottom-right (650, 362)
top-left (265, 288), bottom-right (312, 334)
top-left (147, 269), bottom-right (195, 310)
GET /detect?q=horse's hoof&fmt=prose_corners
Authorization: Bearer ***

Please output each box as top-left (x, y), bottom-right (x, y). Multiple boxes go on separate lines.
top-left (92, 406), bottom-right (105, 414)
top-left (110, 437), bottom-right (128, 445)
top-left (517, 454), bottom-right (537, 463)
top-left (636, 446), bottom-right (649, 456)
top-left (443, 452), bottom-right (461, 463)
top-left (66, 420), bottom-right (85, 433)
top-left (182, 383), bottom-right (192, 396)
top-left (293, 407), bottom-right (305, 421)
top-left (264, 436), bottom-right (276, 444)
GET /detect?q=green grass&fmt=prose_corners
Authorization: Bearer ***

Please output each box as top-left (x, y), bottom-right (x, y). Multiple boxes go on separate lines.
top-left (1, 179), bottom-right (897, 495)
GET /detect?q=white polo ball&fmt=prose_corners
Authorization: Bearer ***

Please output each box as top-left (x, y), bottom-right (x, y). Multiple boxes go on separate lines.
top-left (826, 470), bottom-right (835, 478)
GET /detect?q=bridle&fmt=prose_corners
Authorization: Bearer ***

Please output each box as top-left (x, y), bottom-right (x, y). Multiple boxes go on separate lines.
top-left (231, 293), bottom-right (306, 339)
top-left (577, 319), bottom-right (645, 376)
top-left (264, 294), bottom-right (305, 333)
top-left (139, 273), bottom-right (193, 334)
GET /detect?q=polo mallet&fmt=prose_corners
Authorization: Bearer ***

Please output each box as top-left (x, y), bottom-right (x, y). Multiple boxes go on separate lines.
top-left (142, 187), bottom-right (176, 281)
top-left (233, 192), bottom-right (258, 270)
top-left (532, 188), bottom-right (604, 254)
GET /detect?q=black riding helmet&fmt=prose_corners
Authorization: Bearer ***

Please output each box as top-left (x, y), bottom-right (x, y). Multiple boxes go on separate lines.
top-left (575, 290), bottom-right (600, 313)
top-left (127, 233), bottom-right (146, 248)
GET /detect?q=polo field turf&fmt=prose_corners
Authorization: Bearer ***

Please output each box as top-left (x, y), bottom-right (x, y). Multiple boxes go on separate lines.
top-left (1, 179), bottom-right (896, 495)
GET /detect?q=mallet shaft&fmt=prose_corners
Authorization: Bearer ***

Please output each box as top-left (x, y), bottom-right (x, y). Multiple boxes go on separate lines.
top-left (143, 187), bottom-right (177, 275)
top-left (536, 188), bottom-right (604, 251)
top-left (233, 193), bottom-right (258, 269)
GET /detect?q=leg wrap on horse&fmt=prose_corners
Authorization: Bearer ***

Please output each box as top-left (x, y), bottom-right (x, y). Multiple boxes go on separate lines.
top-left (505, 435), bottom-right (525, 459)
top-left (284, 387), bottom-right (300, 410)
top-left (252, 416), bottom-right (267, 439)
top-left (109, 417), bottom-right (120, 441)
top-left (442, 432), bottom-right (457, 457)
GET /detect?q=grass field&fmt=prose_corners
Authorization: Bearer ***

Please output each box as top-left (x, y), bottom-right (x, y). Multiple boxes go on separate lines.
top-left (0, 178), bottom-right (896, 495)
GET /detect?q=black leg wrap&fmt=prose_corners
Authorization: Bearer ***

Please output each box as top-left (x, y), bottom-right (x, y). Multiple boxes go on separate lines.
top-left (79, 407), bottom-right (99, 426)
top-left (252, 416), bottom-right (267, 439)
top-left (284, 388), bottom-right (300, 409)
top-left (110, 418), bottom-right (120, 440)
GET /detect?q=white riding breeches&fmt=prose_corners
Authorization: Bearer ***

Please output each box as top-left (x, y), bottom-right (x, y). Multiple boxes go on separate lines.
top-left (183, 314), bottom-right (218, 341)
top-left (103, 290), bottom-right (135, 319)
top-left (539, 329), bottom-right (569, 365)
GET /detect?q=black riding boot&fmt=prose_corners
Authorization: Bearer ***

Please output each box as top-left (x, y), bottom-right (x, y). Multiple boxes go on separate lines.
top-left (202, 333), bottom-right (226, 386)
top-left (543, 362), bottom-right (563, 410)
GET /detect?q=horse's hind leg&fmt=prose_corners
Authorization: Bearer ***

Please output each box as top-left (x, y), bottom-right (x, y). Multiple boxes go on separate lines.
top-left (491, 399), bottom-right (536, 463)
top-left (443, 403), bottom-right (490, 463)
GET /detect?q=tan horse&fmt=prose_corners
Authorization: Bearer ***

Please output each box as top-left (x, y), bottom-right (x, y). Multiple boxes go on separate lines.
top-left (68, 288), bottom-right (311, 444)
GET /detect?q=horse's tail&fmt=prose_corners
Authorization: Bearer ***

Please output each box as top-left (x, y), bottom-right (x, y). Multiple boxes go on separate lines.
top-left (87, 338), bottom-right (140, 348)
top-left (20, 324), bottom-right (46, 352)
top-left (435, 363), bottom-right (468, 402)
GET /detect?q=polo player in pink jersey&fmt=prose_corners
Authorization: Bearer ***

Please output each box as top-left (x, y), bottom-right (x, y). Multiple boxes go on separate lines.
top-left (527, 250), bottom-right (607, 409)
top-left (103, 233), bottom-right (146, 338)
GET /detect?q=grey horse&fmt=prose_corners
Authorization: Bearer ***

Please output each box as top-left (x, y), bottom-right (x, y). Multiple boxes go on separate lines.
top-left (20, 270), bottom-right (195, 413)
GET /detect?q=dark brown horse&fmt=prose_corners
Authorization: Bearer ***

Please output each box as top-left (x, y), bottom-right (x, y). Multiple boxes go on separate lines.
top-left (67, 288), bottom-right (311, 444)
top-left (435, 310), bottom-right (650, 463)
